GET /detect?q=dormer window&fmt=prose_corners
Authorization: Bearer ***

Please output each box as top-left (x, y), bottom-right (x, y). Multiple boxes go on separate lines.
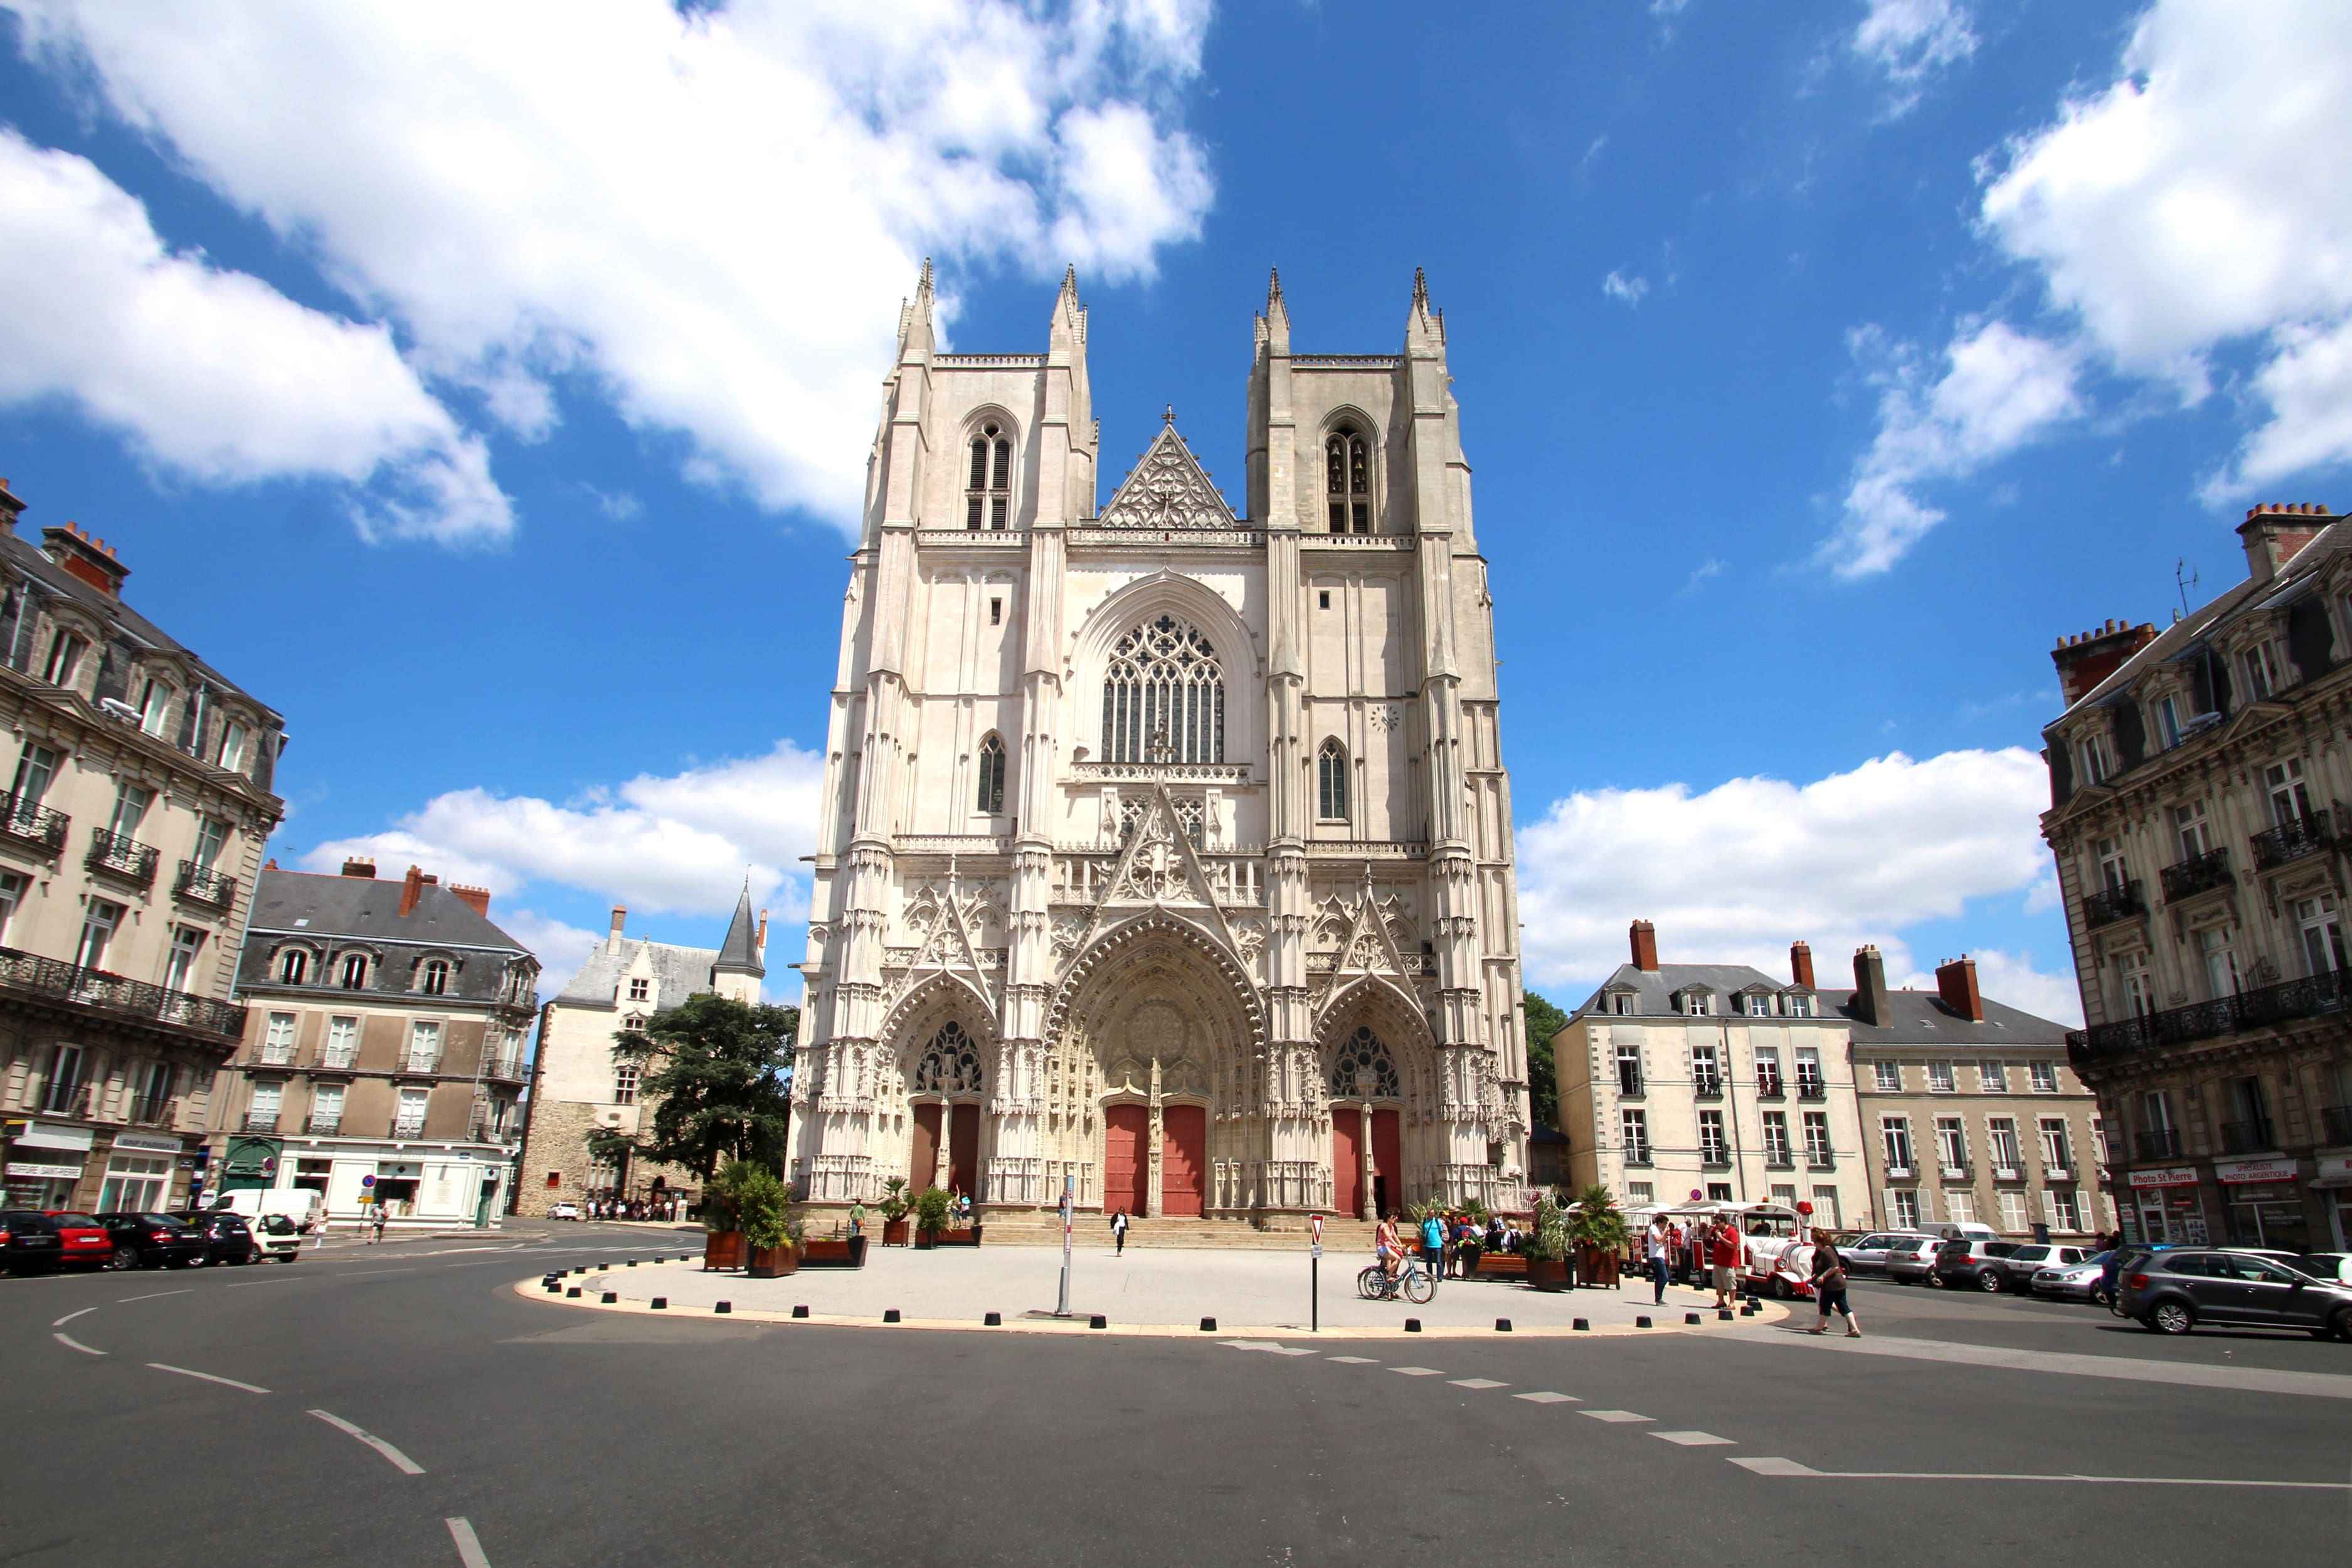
top-left (967, 421), bottom-right (1012, 531)
top-left (137, 675), bottom-right (174, 736)
top-left (278, 949), bottom-right (309, 985)
top-left (1604, 990), bottom-right (1635, 1016)
top-left (2077, 731), bottom-right (2115, 786)
top-left (41, 630), bottom-right (86, 687)
top-left (339, 953), bottom-right (368, 990)
top-left (1678, 991), bottom-right (1712, 1017)
top-left (1325, 424), bottom-right (1371, 534)
top-left (1786, 993), bottom-right (1814, 1019)
top-left (216, 719), bottom-right (248, 773)
top-left (2153, 692), bottom-right (2185, 750)
top-left (420, 958), bottom-right (450, 996)
top-left (2242, 638), bottom-right (2285, 701)
top-left (628, 977), bottom-right (650, 1002)
top-left (1742, 993), bottom-right (1775, 1017)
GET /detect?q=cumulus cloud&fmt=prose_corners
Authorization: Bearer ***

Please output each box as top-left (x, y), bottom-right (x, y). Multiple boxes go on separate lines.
top-left (1516, 747), bottom-right (2057, 1009)
top-left (1977, 0), bottom-right (2352, 501)
top-left (1821, 320), bottom-right (2081, 576)
top-left (9, 0), bottom-right (1215, 535)
top-left (1904, 948), bottom-right (2082, 1028)
top-left (0, 129), bottom-right (511, 544)
top-left (1850, 0), bottom-right (1976, 119)
top-left (300, 739), bottom-right (826, 919)
top-left (497, 909), bottom-right (604, 1000)
top-left (1602, 270), bottom-right (1651, 307)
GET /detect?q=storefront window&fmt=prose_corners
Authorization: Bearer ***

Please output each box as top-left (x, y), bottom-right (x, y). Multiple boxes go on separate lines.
top-left (97, 1153), bottom-right (171, 1211)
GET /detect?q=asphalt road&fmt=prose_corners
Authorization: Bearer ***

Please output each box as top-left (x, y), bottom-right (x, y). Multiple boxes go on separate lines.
top-left (5, 1224), bottom-right (2349, 1568)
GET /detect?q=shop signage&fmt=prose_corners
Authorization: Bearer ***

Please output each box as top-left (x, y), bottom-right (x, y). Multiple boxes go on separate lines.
top-left (2215, 1156), bottom-right (2299, 1185)
top-left (111, 1133), bottom-right (183, 1155)
top-left (11, 1121), bottom-right (95, 1152)
top-left (2314, 1154), bottom-right (2352, 1188)
top-left (6, 1162), bottom-right (82, 1180)
top-left (2127, 1166), bottom-right (2200, 1190)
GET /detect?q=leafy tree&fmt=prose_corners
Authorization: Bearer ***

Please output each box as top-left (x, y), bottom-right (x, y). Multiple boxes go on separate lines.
top-left (586, 994), bottom-right (798, 1184)
top-left (1523, 990), bottom-right (1569, 1134)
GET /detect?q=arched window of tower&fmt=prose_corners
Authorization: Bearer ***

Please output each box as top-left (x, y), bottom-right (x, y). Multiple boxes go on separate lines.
top-left (1318, 738), bottom-right (1350, 821)
top-left (1325, 425), bottom-right (1371, 534)
top-left (1101, 614), bottom-right (1225, 765)
top-left (975, 733), bottom-right (1006, 815)
top-left (967, 421), bottom-right (1012, 531)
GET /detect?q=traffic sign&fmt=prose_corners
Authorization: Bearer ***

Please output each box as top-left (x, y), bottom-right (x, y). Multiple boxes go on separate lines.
top-left (1310, 1244), bottom-right (1322, 1260)
top-left (360, 1173), bottom-right (376, 1187)
top-left (1308, 1212), bottom-right (1324, 1245)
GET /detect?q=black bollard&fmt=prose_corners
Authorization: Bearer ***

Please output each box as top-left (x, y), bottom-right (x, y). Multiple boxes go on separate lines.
top-left (716, 1301), bottom-right (732, 1313)
top-left (1200, 1317), bottom-right (1217, 1332)
top-left (652, 1298), bottom-right (667, 1310)
top-left (882, 1308), bottom-right (899, 1323)
top-left (1495, 1318), bottom-right (1513, 1332)
top-left (1685, 1312), bottom-right (1702, 1325)
top-left (601, 1292), bottom-right (618, 1304)
top-left (566, 1286), bottom-right (581, 1298)
top-left (1635, 1315), bottom-right (1652, 1328)
top-left (985, 1311), bottom-right (1002, 1326)
top-left (1572, 1318), bottom-right (1589, 1330)
top-left (1089, 1315), bottom-right (1108, 1329)
top-left (1404, 1318), bottom-right (1422, 1333)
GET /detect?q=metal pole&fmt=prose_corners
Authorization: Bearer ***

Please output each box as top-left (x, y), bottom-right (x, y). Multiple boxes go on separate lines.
top-left (1056, 1174), bottom-right (1073, 1318)
top-left (1311, 1250), bottom-right (1318, 1333)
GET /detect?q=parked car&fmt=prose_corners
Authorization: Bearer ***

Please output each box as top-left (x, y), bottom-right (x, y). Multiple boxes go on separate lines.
top-left (1934, 1237), bottom-right (2021, 1291)
top-left (1998, 1242), bottom-right (2092, 1293)
top-left (1840, 1231), bottom-right (1936, 1276)
top-left (41, 1212), bottom-right (115, 1271)
top-left (182, 1210), bottom-right (262, 1265)
top-left (2031, 1249), bottom-right (2114, 1303)
top-left (2120, 1249), bottom-right (2352, 1339)
top-left (1, 1209), bottom-right (63, 1274)
top-left (2299, 1251), bottom-right (2352, 1286)
top-left (251, 1213), bottom-right (302, 1263)
top-left (206, 1188), bottom-right (327, 1234)
top-left (1883, 1234), bottom-right (1945, 1285)
top-left (93, 1212), bottom-right (209, 1271)
top-left (548, 1201), bottom-right (581, 1221)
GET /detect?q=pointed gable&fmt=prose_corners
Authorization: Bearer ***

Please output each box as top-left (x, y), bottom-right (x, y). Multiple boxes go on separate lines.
top-left (1097, 415), bottom-right (1238, 531)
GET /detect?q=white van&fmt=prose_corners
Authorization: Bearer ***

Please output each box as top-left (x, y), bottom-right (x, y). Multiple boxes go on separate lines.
top-left (210, 1188), bottom-right (326, 1235)
top-left (1931, 1221), bottom-right (1997, 1244)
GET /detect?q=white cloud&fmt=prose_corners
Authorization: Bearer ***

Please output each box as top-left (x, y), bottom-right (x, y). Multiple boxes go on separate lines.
top-left (1850, 0), bottom-right (1977, 119)
top-left (1602, 270), bottom-right (1651, 307)
top-left (0, 129), bottom-right (511, 544)
top-left (1678, 556), bottom-right (1725, 595)
top-left (587, 487), bottom-right (644, 523)
top-left (1978, 0), bottom-right (2352, 499)
top-left (10, 0), bottom-right (1215, 535)
top-left (1580, 135), bottom-right (1608, 172)
top-left (299, 739), bottom-right (827, 918)
top-left (1822, 319), bottom-right (2080, 576)
top-left (497, 909), bottom-right (603, 999)
top-left (1901, 948), bottom-right (2082, 1028)
top-left (1516, 747), bottom-right (2055, 1007)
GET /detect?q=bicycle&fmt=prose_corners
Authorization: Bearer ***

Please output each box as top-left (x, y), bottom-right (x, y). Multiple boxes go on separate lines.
top-left (1357, 1251), bottom-right (1438, 1305)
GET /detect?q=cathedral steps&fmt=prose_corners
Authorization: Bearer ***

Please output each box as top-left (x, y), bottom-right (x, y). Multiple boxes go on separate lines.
top-left (963, 1214), bottom-right (1384, 1251)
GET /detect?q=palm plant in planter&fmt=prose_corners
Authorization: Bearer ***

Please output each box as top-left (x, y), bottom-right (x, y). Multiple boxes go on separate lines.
top-left (1520, 1194), bottom-right (1572, 1291)
top-left (1567, 1184), bottom-right (1628, 1288)
top-left (877, 1177), bottom-right (913, 1246)
top-left (701, 1159), bottom-right (756, 1271)
top-left (734, 1163), bottom-right (803, 1278)
top-left (911, 1185), bottom-right (953, 1249)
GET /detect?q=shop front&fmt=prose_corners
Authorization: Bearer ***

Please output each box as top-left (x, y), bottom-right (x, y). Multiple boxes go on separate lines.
top-left (2311, 1153), bottom-right (2352, 1249)
top-left (2126, 1165), bottom-right (2208, 1244)
top-left (97, 1132), bottom-right (186, 1212)
top-left (3, 1120), bottom-right (93, 1209)
top-left (2215, 1155), bottom-right (2309, 1251)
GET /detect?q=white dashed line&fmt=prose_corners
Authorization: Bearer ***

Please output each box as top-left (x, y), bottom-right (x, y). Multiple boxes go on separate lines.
top-left (1388, 1366), bottom-right (1444, 1377)
top-left (1581, 1410), bottom-right (1653, 1423)
top-left (1651, 1431), bottom-right (1734, 1446)
top-left (115, 1289), bottom-right (193, 1305)
top-left (1726, 1456), bottom-right (2352, 1490)
top-left (1327, 1355), bottom-right (1379, 1364)
top-left (1513, 1391), bottom-right (1578, 1404)
top-left (148, 1362), bottom-right (270, 1395)
top-left (309, 1409), bottom-right (426, 1475)
top-left (1448, 1378), bottom-right (1508, 1390)
top-left (52, 1332), bottom-right (104, 1357)
top-left (447, 1517), bottom-right (492, 1567)
top-left (51, 1306), bottom-right (97, 1327)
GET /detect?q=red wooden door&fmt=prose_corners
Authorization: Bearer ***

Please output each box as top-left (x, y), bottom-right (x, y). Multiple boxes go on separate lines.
top-left (1332, 1113), bottom-right (1364, 1218)
top-left (910, 1104), bottom-right (941, 1191)
top-left (1104, 1103), bottom-right (1147, 1216)
top-left (1161, 1105), bottom-right (1207, 1217)
top-left (1371, 1109), bottom-right (1401, 1219)
top-left (950, 1104), bottom-right (980, 1199)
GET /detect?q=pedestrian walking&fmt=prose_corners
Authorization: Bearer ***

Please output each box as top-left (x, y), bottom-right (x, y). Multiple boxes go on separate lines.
top-left (1110, 1207), bottom-right (1130, 1255)
top-left (1645, 1216), bottom-right (1671, 1304)
top-left (849, 1200), bottom-right (866, 1239)
top-left (1806, 1233), bottom-right (1861, 1337)
top-left (369, 1204), bottom-right (388, 1245)
top-left (1419, 1210), bottom-right (1446, 1283)
top-left (1709, 1218), bottom-right (1740, 1309)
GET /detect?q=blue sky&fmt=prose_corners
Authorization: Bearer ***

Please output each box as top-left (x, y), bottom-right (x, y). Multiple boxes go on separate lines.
top-left (4, 1), bottom-right (2349, 1024)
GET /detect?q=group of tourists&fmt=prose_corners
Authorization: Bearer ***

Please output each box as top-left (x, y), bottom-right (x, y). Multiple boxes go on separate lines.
top-left (1636, 1212), bottom-right (1863, 1338)
top-left (583, 1195), bottom-right (686, 1222)
top-left (1372, 1209), bottom-right (1527, 1283)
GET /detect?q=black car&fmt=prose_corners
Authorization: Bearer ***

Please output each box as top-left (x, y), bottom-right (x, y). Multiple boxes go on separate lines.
top-left (180, 1210), bottom-right (261, 1266)
top-left (1, 1209), bottom-right (64, 1275)
top-left (93, 1212), bottom-right (209, 1270)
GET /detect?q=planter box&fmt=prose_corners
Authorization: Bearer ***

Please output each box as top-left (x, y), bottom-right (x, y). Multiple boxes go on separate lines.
top-left (1524, 1256), bottom-right (1571, 1293)
top-left (746, 1244), bottom-right (799, 1278)
top-left (1470, 1252), bottom-right (1527, 1280)
top-left (798, 1236), bottom-right (868, 1270)
top-left (703, 1231), bottom-right (746, 1272)
top-left (916, 1225), bottom-right (984, 1249)
top-left (881, 1219), bottom-right (910, 1247)
top-left (1574, 1246), bottom-right (1621, 1288)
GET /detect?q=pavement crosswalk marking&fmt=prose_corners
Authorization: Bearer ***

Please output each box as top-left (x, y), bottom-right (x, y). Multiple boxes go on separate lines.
top-left (1651, 1431), bottom-right (1734, 1446)
top-left (1327, 1355), bottom-right (1379, 1364)
top-left (1581, 1410), bottom-right (1653, 1422)
top-left (1725, 1456), bottom-right (2352, 1489)
top-left (1448, 1378), bottom-right (1508, 1390)
top-left (1388, 1366), bottom-right (1444, 1376)
top-left (1513, 1392), bottom-right (1577, 1404)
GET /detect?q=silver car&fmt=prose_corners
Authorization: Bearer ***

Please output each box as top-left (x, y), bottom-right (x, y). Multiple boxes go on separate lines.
top-left (1998, 1242), bottom-right (2091, 1293)
top-left (1840, 1231), bottom-right (1936, 1276)
top-left (1883, 1234), bottom-right (1943, 1285)
top-left (2030, 1249), bottom-right (2114, 1303)
top-left (2120, 1249), bottom-right (2352, 1339)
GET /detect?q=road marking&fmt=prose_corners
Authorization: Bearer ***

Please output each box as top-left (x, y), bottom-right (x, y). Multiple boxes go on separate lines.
top-left (1388, 1366), bottom-right (1444, 1376)
top-left (447, 1517), bottom-right (492, 1567)
top-left (1764, 1329), bottom-right (2352, 1402)
top-left (1327, 1355), bottom-right (1379, 1364)
top-left (343, 1268), bottom-right (420, 1278)
top-left (309, 1409), bottom-right (426, 1475)
top-left (53, 1332), bottom-right (103, 1356)
top-left (1217, 1340), bottom-right (1316, 1355)
top-left (115, 1289), bottom-right (193, 1305)
top-left (148, 1362), bottom-right (270, 1395)
top-left (52, 1306), bottom-right (97, 1327)
top-left (1448, 1378), bottom-right (1508, 1390)
top-left (1513, 1391), bottom-right (1578, 1404)
top-left (1727, 1456), bottom-right (2352, 1489)
top-left (226, 1275), bottom-right (309, 1288)
top-left (1581, 1410), bottom-right (1653, 1423)
top-left (1651, 1431), bottom-right (1734, 1446)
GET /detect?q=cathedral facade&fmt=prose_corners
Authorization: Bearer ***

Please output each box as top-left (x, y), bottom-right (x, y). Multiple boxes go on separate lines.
top-left (788, 265), bottom-right (1529, 1224)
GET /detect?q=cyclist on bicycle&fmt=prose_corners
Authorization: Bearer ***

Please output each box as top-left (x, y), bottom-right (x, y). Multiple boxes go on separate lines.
top-left (1374, 1212), bottom-right (1405, 1281)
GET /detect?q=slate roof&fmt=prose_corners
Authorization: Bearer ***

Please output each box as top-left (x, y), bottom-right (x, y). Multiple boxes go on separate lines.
top-left (245, 869), bottom-right (528, 953)
top-left (1821, 988), bottom-right (2072, 1047)
top-left (714, 882), bottom-right (764, 977)
top-left (1572, 963), bottom-right (1799, 1017)
top-left (554, 934), bottom-right (721, 1009)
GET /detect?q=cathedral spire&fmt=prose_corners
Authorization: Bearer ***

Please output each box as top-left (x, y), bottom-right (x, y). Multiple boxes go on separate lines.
top-left (1048, 262), bottom-right (1086, 352)
top-left (1261, 266), bottom-right (1291, 354)
top-left (714, 876), bottom-right (766, 981)
top-left (898, 256), bottom-right (938, 356)
top-left (1404, 265), bottom-right (1445, 354)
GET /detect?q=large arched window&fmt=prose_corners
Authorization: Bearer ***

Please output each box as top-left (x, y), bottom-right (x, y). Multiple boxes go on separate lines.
top-left (1328, 1026), bottom-right (1400, 1100)
top-left (975, 733), bottom-right (1006, 815)
top-left (1101, 615), bottom-right (1225, 764)
top-left (1317, 738), bottom-right (1349, 821)
top-left (912, 1020), bottom-right (983, 1095)
top-left (967, 421), bottom-right (1013, 531)
top-left (1325, 424), bottom-right (1371, 534)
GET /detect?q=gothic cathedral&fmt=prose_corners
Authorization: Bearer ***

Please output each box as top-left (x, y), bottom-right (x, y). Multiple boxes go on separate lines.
top-left (789, 265), bottom-right (1529, 1224)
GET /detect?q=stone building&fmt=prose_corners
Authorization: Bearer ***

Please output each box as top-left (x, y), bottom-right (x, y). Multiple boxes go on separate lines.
top-left (517, 893), bottom-right (765, 1216)
top-left (789, 265), bottom-right (1530, 1224)
top-left (0, 480), bottom-right (285, 1214)
top-left (209, 861), bottom-right (539, 1229)
top-left (2043, 501), bottom-right (2352, 1254)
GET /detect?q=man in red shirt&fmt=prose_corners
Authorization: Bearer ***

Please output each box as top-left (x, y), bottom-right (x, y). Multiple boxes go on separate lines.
top-left (1708, 1219), bottom-right (1742, 1308)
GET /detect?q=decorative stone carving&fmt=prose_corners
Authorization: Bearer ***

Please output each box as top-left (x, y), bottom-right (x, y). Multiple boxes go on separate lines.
top-left (1094, 418), bottom-right (1238, 532)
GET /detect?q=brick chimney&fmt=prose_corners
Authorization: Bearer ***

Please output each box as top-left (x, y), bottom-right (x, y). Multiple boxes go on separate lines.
top-left (398, 864), bottom-right (427, 918)
top-left (0, 477), bottom-right (24, 533)
top-left (1851, 945), bottom-right (1891, 1027)
top-left (2238, 501), bottom-right (2336, 585)
top-left (341, 857), bottom-right (376, 879)
top-left (40, 521), bottom-right (129, 598)
top-left (756, 909), bottom-right (769, 954)
top-left (1936, 955), bottom-right (1984, 1022)
top-left (610, 905), bottom-right (627, 945)
top-left (1789, 940), bottom-right (1815, 990)
top-left (1629, 919), bottom-right (1659, 973)
top-left (451, 883), bottom-right (492, 918)
top-left (2051, 618), bottom-right (2159, 707)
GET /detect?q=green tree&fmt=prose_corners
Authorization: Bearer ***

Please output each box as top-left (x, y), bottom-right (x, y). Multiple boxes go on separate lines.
top-left (1523, 990), bottom-right (1569, 1133)
top-left (586, 994), bottom-right (798, 1183)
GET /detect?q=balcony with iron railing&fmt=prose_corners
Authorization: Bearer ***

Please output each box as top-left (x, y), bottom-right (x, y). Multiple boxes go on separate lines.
top-left (2219, 1118), bottom-right (2276, 1155)
top-left (1796, 1078), bottom-right (1826, 1101)
top-left (305, 1115), bottom-right (341, 1135)
top-left (2136, 1127), bottom-right (2183, 1160)
top-left (129, 1093), bottom-right (176, 1127)
top-left (1622, 1150), bottom-right (1653, 1168)
top-left (403, 1053), bottom-right (442, 1076)
top-left (0, 793), bottom-right (68, 856)
top-left (1756, 1072), bottom-right (1784, 1099)
top-left (319, 1049), bottom-right (359, 1071)
top-left (392, 1117), bottom-right (427, 1139)
top-left (2324, 1104), bottom-right (2352, 1145)
top-left (1939, 1160), bottom-right (1972, 1180)
top-left (1764, 1152), bottom-right (1794, 1170)
top-left (2070, 967), bottom-right (2352, 1067)
top-left (242, 1111), bottom-right (279, 1133)
top-left (174, 858), bottom-right (238, 909)
top-left (37, 1079), bottom-right (91, 1117)
top-left (2250, 808), bottom-right (2334, 872)
top-left (0, 943), bottom-right (246, 1041)
top-left (1702, 1149), bottom-right (1731, 1169)
top-left (2160, 847), bottom-right (2233, 903)
top-left (1805, 1152), bottom-right (1836, 1170)
top-left (2081, 877), bottom-right (2144, 928)
top-left (85, 827), bottom-right (159, 887)
top-left (1616, 1073), bottom-right (1645, 1098)
top-left (1692, 1073), bottom-right (1722, 1099)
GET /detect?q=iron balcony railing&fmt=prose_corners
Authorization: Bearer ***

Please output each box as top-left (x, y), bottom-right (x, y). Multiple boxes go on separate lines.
top-left (1756, 1073), bottom-right (1783, 1098)
top-left (1764, 1153), bottom-right (1794, 1170)
top-left (2250, 808), bottom-right (2333, 871)
top-left (1939, 1160), bottom-right (1971, 1179)
top-left (85, 827), bottom-right (159, 886)
top-left (320, 1046), bottom-right (359, 1070)
top-left (2136, 1128), bottom-right (2183, 1160)
top-left (1805, 1153), bottom-right (1835, 1170)
top-left (1702, 1150), bottom-right (1731, 1168)
top-left (1692, 1073), bottom-right (1722, 1098)
top-left (2070, 967), bottom-right (2352, 1066)
top-left (130, 1094), bottom-right (174, 1126)
top-left (242, 1112), bottom-right (279, 1133)
top-left (1617, 1073), bottom-right (1645, 1097)
top-left (2219, 1118), bottom-right (2275, 1155)
top-left (38, 1079), bottom-right (90, 1116)
top-left (306, 1115), bottom-right (341, 1135)
top-left (392, 1118), bottom-right (427, 1138)
top-left (2160, 847), bottom-right (2232, 902)
top-left (174, 859), bottom-right (238, 909)
top-left (0, 943), bottom-right (246, 1040)
top-left (2082, 877), bottom-right (2144, 928)
top-left (2324, 1104), bottom-right (2352, 1145)
top-left (1796, 1079), bottom-right (1827, 1100)
top-left (1622, 1152), bottom-right (1653, 1168)
top-left (0, 794), bottom-right (68, 855)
